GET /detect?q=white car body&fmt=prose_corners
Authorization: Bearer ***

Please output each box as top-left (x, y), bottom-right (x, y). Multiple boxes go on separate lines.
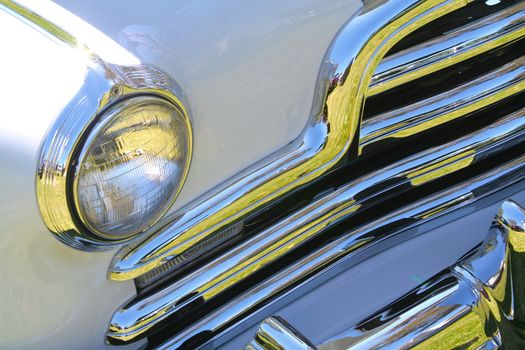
top-left (4, 0), bottom-right (525, 349)
top-left (0, 0), bottom-right (362, 348)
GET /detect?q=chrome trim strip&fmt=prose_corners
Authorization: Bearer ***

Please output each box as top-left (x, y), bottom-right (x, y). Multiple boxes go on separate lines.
top-left (369, 1), bottom-right (525, 96)
top-left (156, 156), bottom-right (525, 350)
top-left (107, 108), bottom-right (525, 344)
top-left (316, 200), bottom-right (525, 349)
top-left (245, 317), bottom-right (315, 350)
top-left (0, 0), bottom-right (193, 250)
top-left (361, 55), bottom-right (525, 152)
top-left (108, 0), bottom-right (469, 281)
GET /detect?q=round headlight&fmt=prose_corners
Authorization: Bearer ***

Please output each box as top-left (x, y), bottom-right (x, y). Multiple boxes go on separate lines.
top-left (73, 96), bottom-right (191, 240)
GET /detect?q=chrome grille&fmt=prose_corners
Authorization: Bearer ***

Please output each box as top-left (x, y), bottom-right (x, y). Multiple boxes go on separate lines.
top-left (361, 0), bottom-right (525, 155)
top-left (369, 0), bottom-right (525, 96)
top-left (107, 1), bottom-right (525, 348)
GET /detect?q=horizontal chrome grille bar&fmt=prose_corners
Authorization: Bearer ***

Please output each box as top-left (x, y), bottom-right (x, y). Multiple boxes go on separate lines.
top-left (247, 316), bottom-right (316, 350)
top-left (360, 55), bottom-right (525, 152)
top-left (156, 155), bottom-right (525, 350)
top-left (368, 1), bottom-right (525, 96)
top-left (107, 108), bottom-right (525, 344)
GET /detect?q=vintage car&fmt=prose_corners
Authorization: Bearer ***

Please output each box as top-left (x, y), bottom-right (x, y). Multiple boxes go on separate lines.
top-left (2, 0), bottom-right (525, 349)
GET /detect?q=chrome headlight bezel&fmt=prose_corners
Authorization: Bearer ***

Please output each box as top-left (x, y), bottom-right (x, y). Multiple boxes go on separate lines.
top-left (72, 95), bottom-right (192, 241)
top-left (36, 65), bottom-right (193, 251)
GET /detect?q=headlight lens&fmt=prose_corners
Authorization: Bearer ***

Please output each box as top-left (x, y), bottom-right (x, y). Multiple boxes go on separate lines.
top-left (74, 96), bottom-right (191, 239)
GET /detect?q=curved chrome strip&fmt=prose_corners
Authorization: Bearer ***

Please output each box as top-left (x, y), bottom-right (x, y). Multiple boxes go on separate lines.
top-left (109, 0), bottom-right (469, 282)
top-left (156, 157), bottom-right (525, 350)
top-left (369, 1), bottom-right (525, 96)
top-left (0, 0), bottom-right (193, 250)
top-left (361, 55), bottom-right (525, 152)
top-left (246, 317), bottom-right (315, 350)
top-left (315, 200), bottom-right (525, 350)
top-left (106, 107), bottom-right (525, 343)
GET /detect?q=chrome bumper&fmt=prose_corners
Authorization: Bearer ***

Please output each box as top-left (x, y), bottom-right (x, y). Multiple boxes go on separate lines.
top-left (246, 200), bottom-right (525, 350)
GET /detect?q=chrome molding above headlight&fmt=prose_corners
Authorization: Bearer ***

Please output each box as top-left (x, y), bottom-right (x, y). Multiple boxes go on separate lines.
top-left (0, 0), bottom-right (193, 250)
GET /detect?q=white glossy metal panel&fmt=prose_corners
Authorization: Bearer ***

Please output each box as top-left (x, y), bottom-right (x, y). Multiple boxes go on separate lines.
top-left (53, 0), bottom-right (364, 213)
top-left (0, 10), bottom-right (139, 349)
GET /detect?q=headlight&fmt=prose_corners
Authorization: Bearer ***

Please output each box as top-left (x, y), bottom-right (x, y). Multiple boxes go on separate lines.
top-left (73, 96), bottom-right (191, 240)
top-left (36, 64), bottom-right (193, 250)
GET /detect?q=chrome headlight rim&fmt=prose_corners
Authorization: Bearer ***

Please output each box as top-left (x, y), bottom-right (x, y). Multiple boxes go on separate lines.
top-left (36, 65), bottom-right (193, 251)
top-left (71, 94), bottom-right (192, 242)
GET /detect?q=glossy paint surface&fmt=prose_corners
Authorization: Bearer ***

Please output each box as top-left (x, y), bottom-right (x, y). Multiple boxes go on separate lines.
top-left (53, 0), bottom-right (364, 213)
top-left (0, 8), bottom-right (140, 349)
top-left (0, 0), bottom-right (362, 348)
